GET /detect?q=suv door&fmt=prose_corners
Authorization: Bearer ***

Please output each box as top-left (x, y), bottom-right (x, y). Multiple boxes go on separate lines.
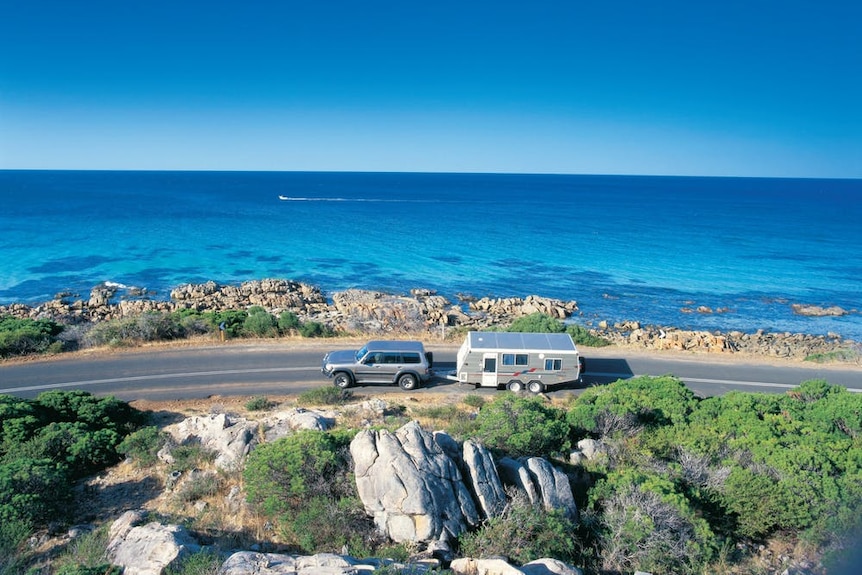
top-left (356, 351), bottom-right (401, 383)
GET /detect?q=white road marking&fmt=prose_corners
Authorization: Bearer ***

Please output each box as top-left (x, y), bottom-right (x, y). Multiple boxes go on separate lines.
top-left (0, 366), bottom-right (314, 394)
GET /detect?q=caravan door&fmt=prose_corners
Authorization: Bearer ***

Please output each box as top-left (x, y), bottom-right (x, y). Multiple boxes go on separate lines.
top-left (482, 353), bottom-right (498, 387)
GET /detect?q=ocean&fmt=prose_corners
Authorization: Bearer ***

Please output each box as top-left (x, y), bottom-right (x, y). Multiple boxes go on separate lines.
top-left (1, 170), bottom-right (860, 340)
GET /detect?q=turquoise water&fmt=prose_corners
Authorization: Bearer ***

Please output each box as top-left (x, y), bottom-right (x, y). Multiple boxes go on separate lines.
top-left (1, 170), bottom-right (860, 339)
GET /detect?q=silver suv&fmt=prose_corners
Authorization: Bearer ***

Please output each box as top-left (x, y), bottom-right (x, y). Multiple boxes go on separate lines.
top-left (321, 340), bottom-right (433, 390)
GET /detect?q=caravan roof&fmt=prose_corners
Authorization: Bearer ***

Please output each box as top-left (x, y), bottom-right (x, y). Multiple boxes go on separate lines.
top-left (466, 331), bottom-right (577, 352)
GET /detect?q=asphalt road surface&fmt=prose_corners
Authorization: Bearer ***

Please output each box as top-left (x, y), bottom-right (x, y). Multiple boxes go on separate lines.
top-left (1, 342), bottom-right (860, 402)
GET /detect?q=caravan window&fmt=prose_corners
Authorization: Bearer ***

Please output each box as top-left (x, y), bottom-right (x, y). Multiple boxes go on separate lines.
top-left (544, 358), bottom-right (563, 371)
top-left (502, 353), bottom-right (529, 366)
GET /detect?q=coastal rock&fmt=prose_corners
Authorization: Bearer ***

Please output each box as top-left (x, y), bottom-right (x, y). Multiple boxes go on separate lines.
top-left (220, 552), bottom-right (299, 575)
top-left (497, 457), bottom-right (539, 506)
top-left (161, 413), bottom-right (256, 471)
top-left (106, 514), bottom-right (201, 575)
top-left (791, 303), bottom-right (849, 317)
top-left (350, 421), bottom-right (479, 543)
top-left (462, 440), bottom-right (507, 519)
top-left (260, 408), bottom-right (336, 441)
top-left (524, 457), bottom-right (578, 521)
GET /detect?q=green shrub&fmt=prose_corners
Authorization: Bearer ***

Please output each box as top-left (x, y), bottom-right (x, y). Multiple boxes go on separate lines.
top-left (297, 387), bottom-right (355, 406)
top-left (33, 422), bottom-right (121, 478)
top-left (202, 310), bottom-right (248, 338)
top-left (288, 496), bottom-right (379, 554)
top-left (245, 396), bottom-right (275, 411)
top-left (507, 313), bottom-right (565, 333)
top-left (804, 348), bottom-right (859, 363)
top-left (0, 518), bottom-right (31, 574)
top-left (0, 457), bottom-right (71, 525)
top-left (175, 472), bottom-right (220, 503)
top-left (565, 324), bottom-right (611, 347)
top-left (56, 566), bottom-right (123, 575)
top-left (35, 390), bottom-right (145, 436)
top-left (588, 470), bottom-right (717, 574)
top-left (567, 375), bottom-right (697, 437)
top-left (83, 312), bottom-right (189, 346)
top-left (243, 430), bottom-right (355, 516)
top-left (52, 524), bottom-right (116, 574)
top-left (117, 426), bottom-right (164, 467)
top-left (278, 311), bottom-right (302, 333)
top-left (298, 321), bottom-right (336, 338)
top-left (168, 443), bottom-right (218, 473)
top-left (243, 307), bottom-right (278, 337)
top-left (462, 394), bottom-right (485, 409)
top-left (459, 491), bottom-right (577, 565)
top-left (0, 315), bottom-right (64, 358)
top-left (164, 548), bottom-right (223, 575)
top-left (472, 394), bottom-right (569, 458)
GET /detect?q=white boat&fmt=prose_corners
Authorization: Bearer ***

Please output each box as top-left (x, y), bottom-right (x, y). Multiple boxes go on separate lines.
top-left (278, 195), bottom-right (290, 200)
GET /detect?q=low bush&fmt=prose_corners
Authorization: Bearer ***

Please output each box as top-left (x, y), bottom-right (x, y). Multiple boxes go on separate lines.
top-left (243, 429), bottom-right (373, 553)
top-left (459, 490), bottom-right (577, 565)
top-left (298, 321), bottom-right (336, 338)
top-left (471, 394), bottom-right (569, 458)
top-left (167, 443), bottom-right (218, 473)
top-left (245, 396), bottom-right (275, 411)
top-left (297, 387), bottom-right (355, 406)
top-left (0, 315), bottom-right (64, 358)
top-left (567, 375), bottom-right (697, 437)
top-left (243, 429), bottom-right (356, 516)
top-left (164, 548), bottom-right (223, 575)
top-left (565, 324), bottom-right (611, 347)
top-left (586, 470), bottom-right (717, 575)
top-left (52, 524), bottom-right (118, 575)
top-left (243, 307), bottom-right (278, 337)
top-left (278, 311), bottom-right (302, 333)
top-left (462, 394), bottom-right (485, 409)
top-left (116, 426), bottom-right (165, 467)
top-left (507, 312), bottom-right (564, 333)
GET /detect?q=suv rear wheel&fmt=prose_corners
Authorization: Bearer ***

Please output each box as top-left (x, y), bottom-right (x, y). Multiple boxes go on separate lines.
top-left (333, 372), bottom-right (353, 389)
top-left (398, 373), bottom-right (419, 390)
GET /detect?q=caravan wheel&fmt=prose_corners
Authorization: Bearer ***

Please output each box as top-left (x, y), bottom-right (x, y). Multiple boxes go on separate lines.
top-left (506, 380), bottom-right (524, 392)
top-left (528, 380), bottom-right (544, 394)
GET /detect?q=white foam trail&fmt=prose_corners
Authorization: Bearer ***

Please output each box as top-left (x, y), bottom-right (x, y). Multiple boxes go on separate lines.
top-left (279, 196), bottom-right (431, 203)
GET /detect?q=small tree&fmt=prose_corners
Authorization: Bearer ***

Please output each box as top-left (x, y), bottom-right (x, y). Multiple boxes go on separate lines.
top-left (243, 307), bottom-right (277, 337)
top-left (507, 313), bottom-right (564, 334)
top-left (278, 311), bottom-right (302, 334)
top-left (472, 394), bottom-right (569, 458)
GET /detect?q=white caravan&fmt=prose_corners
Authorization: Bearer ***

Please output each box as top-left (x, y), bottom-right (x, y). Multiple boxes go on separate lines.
top-left (456, 331), bottom-right (585, 393)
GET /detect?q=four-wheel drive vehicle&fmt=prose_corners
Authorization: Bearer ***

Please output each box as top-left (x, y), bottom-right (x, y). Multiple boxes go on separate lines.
top-left (321, 340), bottom-right (433, 390)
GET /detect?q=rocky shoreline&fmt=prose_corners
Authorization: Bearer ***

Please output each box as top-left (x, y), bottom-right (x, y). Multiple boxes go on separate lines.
top-left (2, 278), bottom-right (859, 362)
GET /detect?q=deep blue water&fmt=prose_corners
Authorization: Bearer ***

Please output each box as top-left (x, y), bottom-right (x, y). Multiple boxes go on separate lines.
top-left (1, 170), bottom-right (861, 340)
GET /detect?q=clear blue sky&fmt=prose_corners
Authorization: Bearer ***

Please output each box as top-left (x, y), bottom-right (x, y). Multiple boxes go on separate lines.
top-left (1, 1), bottom-right (860, 177)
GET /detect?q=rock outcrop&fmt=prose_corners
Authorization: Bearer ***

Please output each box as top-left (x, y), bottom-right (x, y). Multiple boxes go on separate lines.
top-left (106, 510), bottom-right (201, 575)
top-left (462, 439), bottom-right (507, 519)
top-left (2, 277), bottom-right (857, 360)
top-left (159, 413), bottom-right (256, 471)
top-left (350, 421), bottom-right (480, 542)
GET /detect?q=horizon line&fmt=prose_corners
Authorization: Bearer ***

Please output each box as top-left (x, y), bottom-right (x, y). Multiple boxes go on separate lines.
top-left (0, 168), bottom-right (858, 182)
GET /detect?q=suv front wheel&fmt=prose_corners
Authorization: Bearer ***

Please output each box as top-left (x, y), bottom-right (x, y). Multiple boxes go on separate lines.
top-left (333, 372), bottom-right (353, 389)
top-left (397, 373), bottom-right (419, 391)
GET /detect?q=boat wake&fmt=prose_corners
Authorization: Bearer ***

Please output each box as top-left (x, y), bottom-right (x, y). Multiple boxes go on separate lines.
top-left (278, 195), bottom-right (431, 203)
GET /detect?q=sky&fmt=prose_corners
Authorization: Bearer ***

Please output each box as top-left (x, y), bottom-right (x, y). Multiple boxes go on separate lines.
top-left (1, 1), bottom-right (860, 178)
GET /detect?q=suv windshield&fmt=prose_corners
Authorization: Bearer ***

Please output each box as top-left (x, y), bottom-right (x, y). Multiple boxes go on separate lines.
top-left (355, 345), bottom-right (368, 362)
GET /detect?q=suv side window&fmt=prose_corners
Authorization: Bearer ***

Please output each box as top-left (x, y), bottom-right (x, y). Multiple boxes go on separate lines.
top-left (401, 352), bottom-right (421, 364)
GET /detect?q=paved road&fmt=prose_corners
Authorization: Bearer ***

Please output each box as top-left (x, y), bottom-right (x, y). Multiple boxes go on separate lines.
top-left (1, 343), bottom-right (860, 401)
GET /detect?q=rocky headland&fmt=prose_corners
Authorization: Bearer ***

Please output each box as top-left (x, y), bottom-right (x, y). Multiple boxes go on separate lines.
top-left (1, 278), bottom-right (858, 362)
